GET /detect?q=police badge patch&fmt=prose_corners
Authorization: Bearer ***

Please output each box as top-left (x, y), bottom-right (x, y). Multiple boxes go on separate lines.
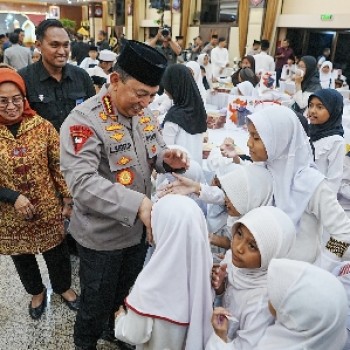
top-left (69, 125), bottom-right (94, 154)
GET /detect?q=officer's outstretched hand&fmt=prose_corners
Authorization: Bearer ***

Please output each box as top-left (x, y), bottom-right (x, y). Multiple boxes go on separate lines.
top-left (138, 196), bottom-right (153, 244)
top-left (163, 149), bottom-right (189, 171)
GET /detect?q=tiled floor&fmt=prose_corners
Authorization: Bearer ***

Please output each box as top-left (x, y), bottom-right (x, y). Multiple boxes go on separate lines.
top-left (0, 254), bottom-right (120, 350)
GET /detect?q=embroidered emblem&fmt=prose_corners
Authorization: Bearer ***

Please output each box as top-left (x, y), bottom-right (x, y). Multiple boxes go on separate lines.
top-left (69, 125), bottom-right (94, 154)
top-left (38, 94), bottom-right (44, 102)
top-left (106, 124), bottom-right (123, 131)
top-left (117, 156), bottom-right (132, 166)
top-left (99, 111), bottom-right (108, 122)
top-left (110, 132), bottom-right (124, 142)
top-left (116, 169), bottom-right (134, 185)
top-left (151, 144), bottom-right (157, 154)
top-left (139, 116), bottom-right (151, 124)
top-left (143, 125), bottom-right (155, 132)
top-left (102, 95), bottom-right (114, 115)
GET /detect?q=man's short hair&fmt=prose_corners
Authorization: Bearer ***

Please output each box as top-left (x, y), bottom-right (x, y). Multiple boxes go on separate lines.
top-left (14, 28), bottom-right (24, 34)
top-left (211, 34), bottom-right (218, 39)
top-left (218, 37), bottom-right (226, 43)
top-left (9, 33), bottom-right (19, 44)
top-left (260, 39), bottom-right (270, 50)
top-left (35, 19), bottom-right (64, 41)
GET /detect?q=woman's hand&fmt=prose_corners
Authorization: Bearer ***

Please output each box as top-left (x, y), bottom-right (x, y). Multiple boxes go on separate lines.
top-left (158, 173), bottom-right (200, 197)
top-left (14, 194), bottom-right (35, 220)
top-left (211, 307), bottom-right (230, 342)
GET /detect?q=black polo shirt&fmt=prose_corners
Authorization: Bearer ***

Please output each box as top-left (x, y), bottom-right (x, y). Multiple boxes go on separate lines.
top-left (18, 60), bottom-right (95, 131)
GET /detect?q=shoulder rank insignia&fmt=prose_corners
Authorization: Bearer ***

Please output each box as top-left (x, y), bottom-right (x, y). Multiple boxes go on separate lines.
top-left (99, 111), bottom-right (108, 122)
top-left (106, 124), bottom-right (123, 131)
top-left (144, 124), bottom-right (155, 132)
top-left (110, 132), bottom-right (124, 142)
top-left (102, 94), bottom-right (114, 115)
top-left (139, 116), bottom-right (151, 124)
top-left (117, 156), bottom-right (131, 166)
top-left (116, 168), bottom-right (134, 186)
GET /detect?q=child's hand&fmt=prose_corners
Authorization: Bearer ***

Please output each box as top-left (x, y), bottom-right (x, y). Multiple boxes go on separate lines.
top-left (211, 307), bottom-right (230, 342)
top-left (159, 173), bottom-right (200, 196)
top-left (115, 305), bottom-right (126, 319)
top-left (212, 263), bottom-right (227, 291)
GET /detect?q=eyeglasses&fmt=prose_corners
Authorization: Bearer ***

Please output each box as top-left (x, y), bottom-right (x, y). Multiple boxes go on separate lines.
top-left (0, 95), bottom-right (24, 108)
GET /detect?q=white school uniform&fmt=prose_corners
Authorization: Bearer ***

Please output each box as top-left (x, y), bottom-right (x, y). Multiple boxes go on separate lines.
top-left (211, 46), bottom-right (229, 78)
top-left (115, 195), bottom-right (213, 349)
top-left (256, 259), bottom-right (348, 350)
top-left (248, 106), bottom-right (350, 266)
top-left (206, 206), bottom-right (296, 350)
top-left (313, 135), bottom-right (345, 193)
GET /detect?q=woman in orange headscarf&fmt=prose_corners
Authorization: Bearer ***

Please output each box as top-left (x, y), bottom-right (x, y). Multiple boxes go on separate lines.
top-left (0, 68), bottom-right (79, 320)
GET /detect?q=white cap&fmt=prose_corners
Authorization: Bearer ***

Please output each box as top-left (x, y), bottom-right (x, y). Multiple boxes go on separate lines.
top-left (99, 49), bottom-right (117, 62)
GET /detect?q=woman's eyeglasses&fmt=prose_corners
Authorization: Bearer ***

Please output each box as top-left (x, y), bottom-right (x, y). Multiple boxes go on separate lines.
top-left (0, 95), bottom-right (24, 109)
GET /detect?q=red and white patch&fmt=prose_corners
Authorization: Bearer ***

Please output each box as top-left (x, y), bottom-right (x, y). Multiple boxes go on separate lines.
top-left (70, 125), bottom-right (94, 154)
top-left (339, 263), bottom-right (350, 276)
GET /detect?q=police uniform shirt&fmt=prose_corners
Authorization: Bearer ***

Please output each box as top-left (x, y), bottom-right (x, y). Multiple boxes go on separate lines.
top-left (18, 60), bottom-right (96, 131)
top-left (60, 86), bottom-right (169, 251)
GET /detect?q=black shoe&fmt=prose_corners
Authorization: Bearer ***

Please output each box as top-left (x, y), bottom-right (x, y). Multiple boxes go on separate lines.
top-left (61, 294), bottom-right (80, 311)
top-left (100, 329), bottom-right (118, 344)
top-left (115, 340), bottom-right (136, 350)
top-left (29, 289), bottom-right (47, 320)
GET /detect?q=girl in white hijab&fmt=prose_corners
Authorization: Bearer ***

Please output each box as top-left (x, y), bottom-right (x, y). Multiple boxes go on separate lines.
top-left (319, 60), bottom-right (335, 89)
top-left (206, 206), bottom-right (296, 350)
top-left (115, 195), bottom-right (213, 350)
top-left (198, 53), bottom-right (214, 88)
top-left (256, 258), bottom-right (348, 350)
top-left (186, 60), bottom-right (207, 104)
top-left (247, 105), bottom-right (350, 267)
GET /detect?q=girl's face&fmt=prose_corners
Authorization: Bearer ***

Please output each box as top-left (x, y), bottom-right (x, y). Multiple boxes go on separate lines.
top-left (32, 52), bottom-right (41, 62)
top-left (321, 65), bottom-right (330, 73)
top-left (241, 58), bottom-right (251, 68)
top-left (247, 122), bottom-right (268, 162)
top-left (308, 97), bottom-right (330, 125)
top-left (231, 224), bottom-right (261, 269)
top-left (203, 55), bottom-right (209, 65)
top-left (297, 61), bottom-right (306, 74)
top-left (287, 58), bottom-right (294, 66)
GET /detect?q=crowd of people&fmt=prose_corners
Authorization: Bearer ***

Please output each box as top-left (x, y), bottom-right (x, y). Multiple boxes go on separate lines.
top-left (1, 18), bottom-right (350, 350)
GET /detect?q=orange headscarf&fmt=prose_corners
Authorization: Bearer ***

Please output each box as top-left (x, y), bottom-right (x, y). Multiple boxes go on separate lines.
top-left (0, 68), bottom-right (36, 125)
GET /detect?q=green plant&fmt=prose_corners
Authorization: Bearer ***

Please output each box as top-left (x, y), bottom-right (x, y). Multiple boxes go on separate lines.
top-left (60, 18), bottom-right (77, 32)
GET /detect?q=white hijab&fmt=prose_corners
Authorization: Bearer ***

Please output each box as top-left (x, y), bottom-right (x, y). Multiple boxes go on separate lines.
top-left (218, 163), bottom-right (273, 216)
top-left (186, 60), bottom-right (207, 104)
top-left (319, 60), bottom-right (334, 89)
top-left (248, 105), bottom-right (324, 227)
top-left (237, 81), bottom-right (254, 96)
top-left (226, 206), bottom-right (296, 290)
top-left (256, 258), bottom-right (348, 350)
top-left (126, 195), bottom-right (213, 349)
top-left (197, 53), bottom-right (213, 85)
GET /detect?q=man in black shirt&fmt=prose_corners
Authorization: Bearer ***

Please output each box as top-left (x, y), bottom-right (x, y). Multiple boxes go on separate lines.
top-left (18, 19), bottom-right (95, 132)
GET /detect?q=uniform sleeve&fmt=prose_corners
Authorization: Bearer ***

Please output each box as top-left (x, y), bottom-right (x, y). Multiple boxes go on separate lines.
top-left (230, 296), bottom-right (274, 350)
top-left (293, 90), bottom-right (312, 110)
top-left (46, 122), bottom-right (71, 198)
top-left (60, 111), bottom-right (145, 226)
top-left (323, 139), bottom-right (345, 193)
top-left (308, 181), bottom-right (350, 246)
top-left (114, 309), bottom-right (153, 345)
top-left (162, 121), bottom-right (179, 146)
top-left (199, 184), bottom-right (225, 204)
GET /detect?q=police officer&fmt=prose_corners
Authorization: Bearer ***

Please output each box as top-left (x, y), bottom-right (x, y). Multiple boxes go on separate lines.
top-left (60, 40), bottom-right (189, 350)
